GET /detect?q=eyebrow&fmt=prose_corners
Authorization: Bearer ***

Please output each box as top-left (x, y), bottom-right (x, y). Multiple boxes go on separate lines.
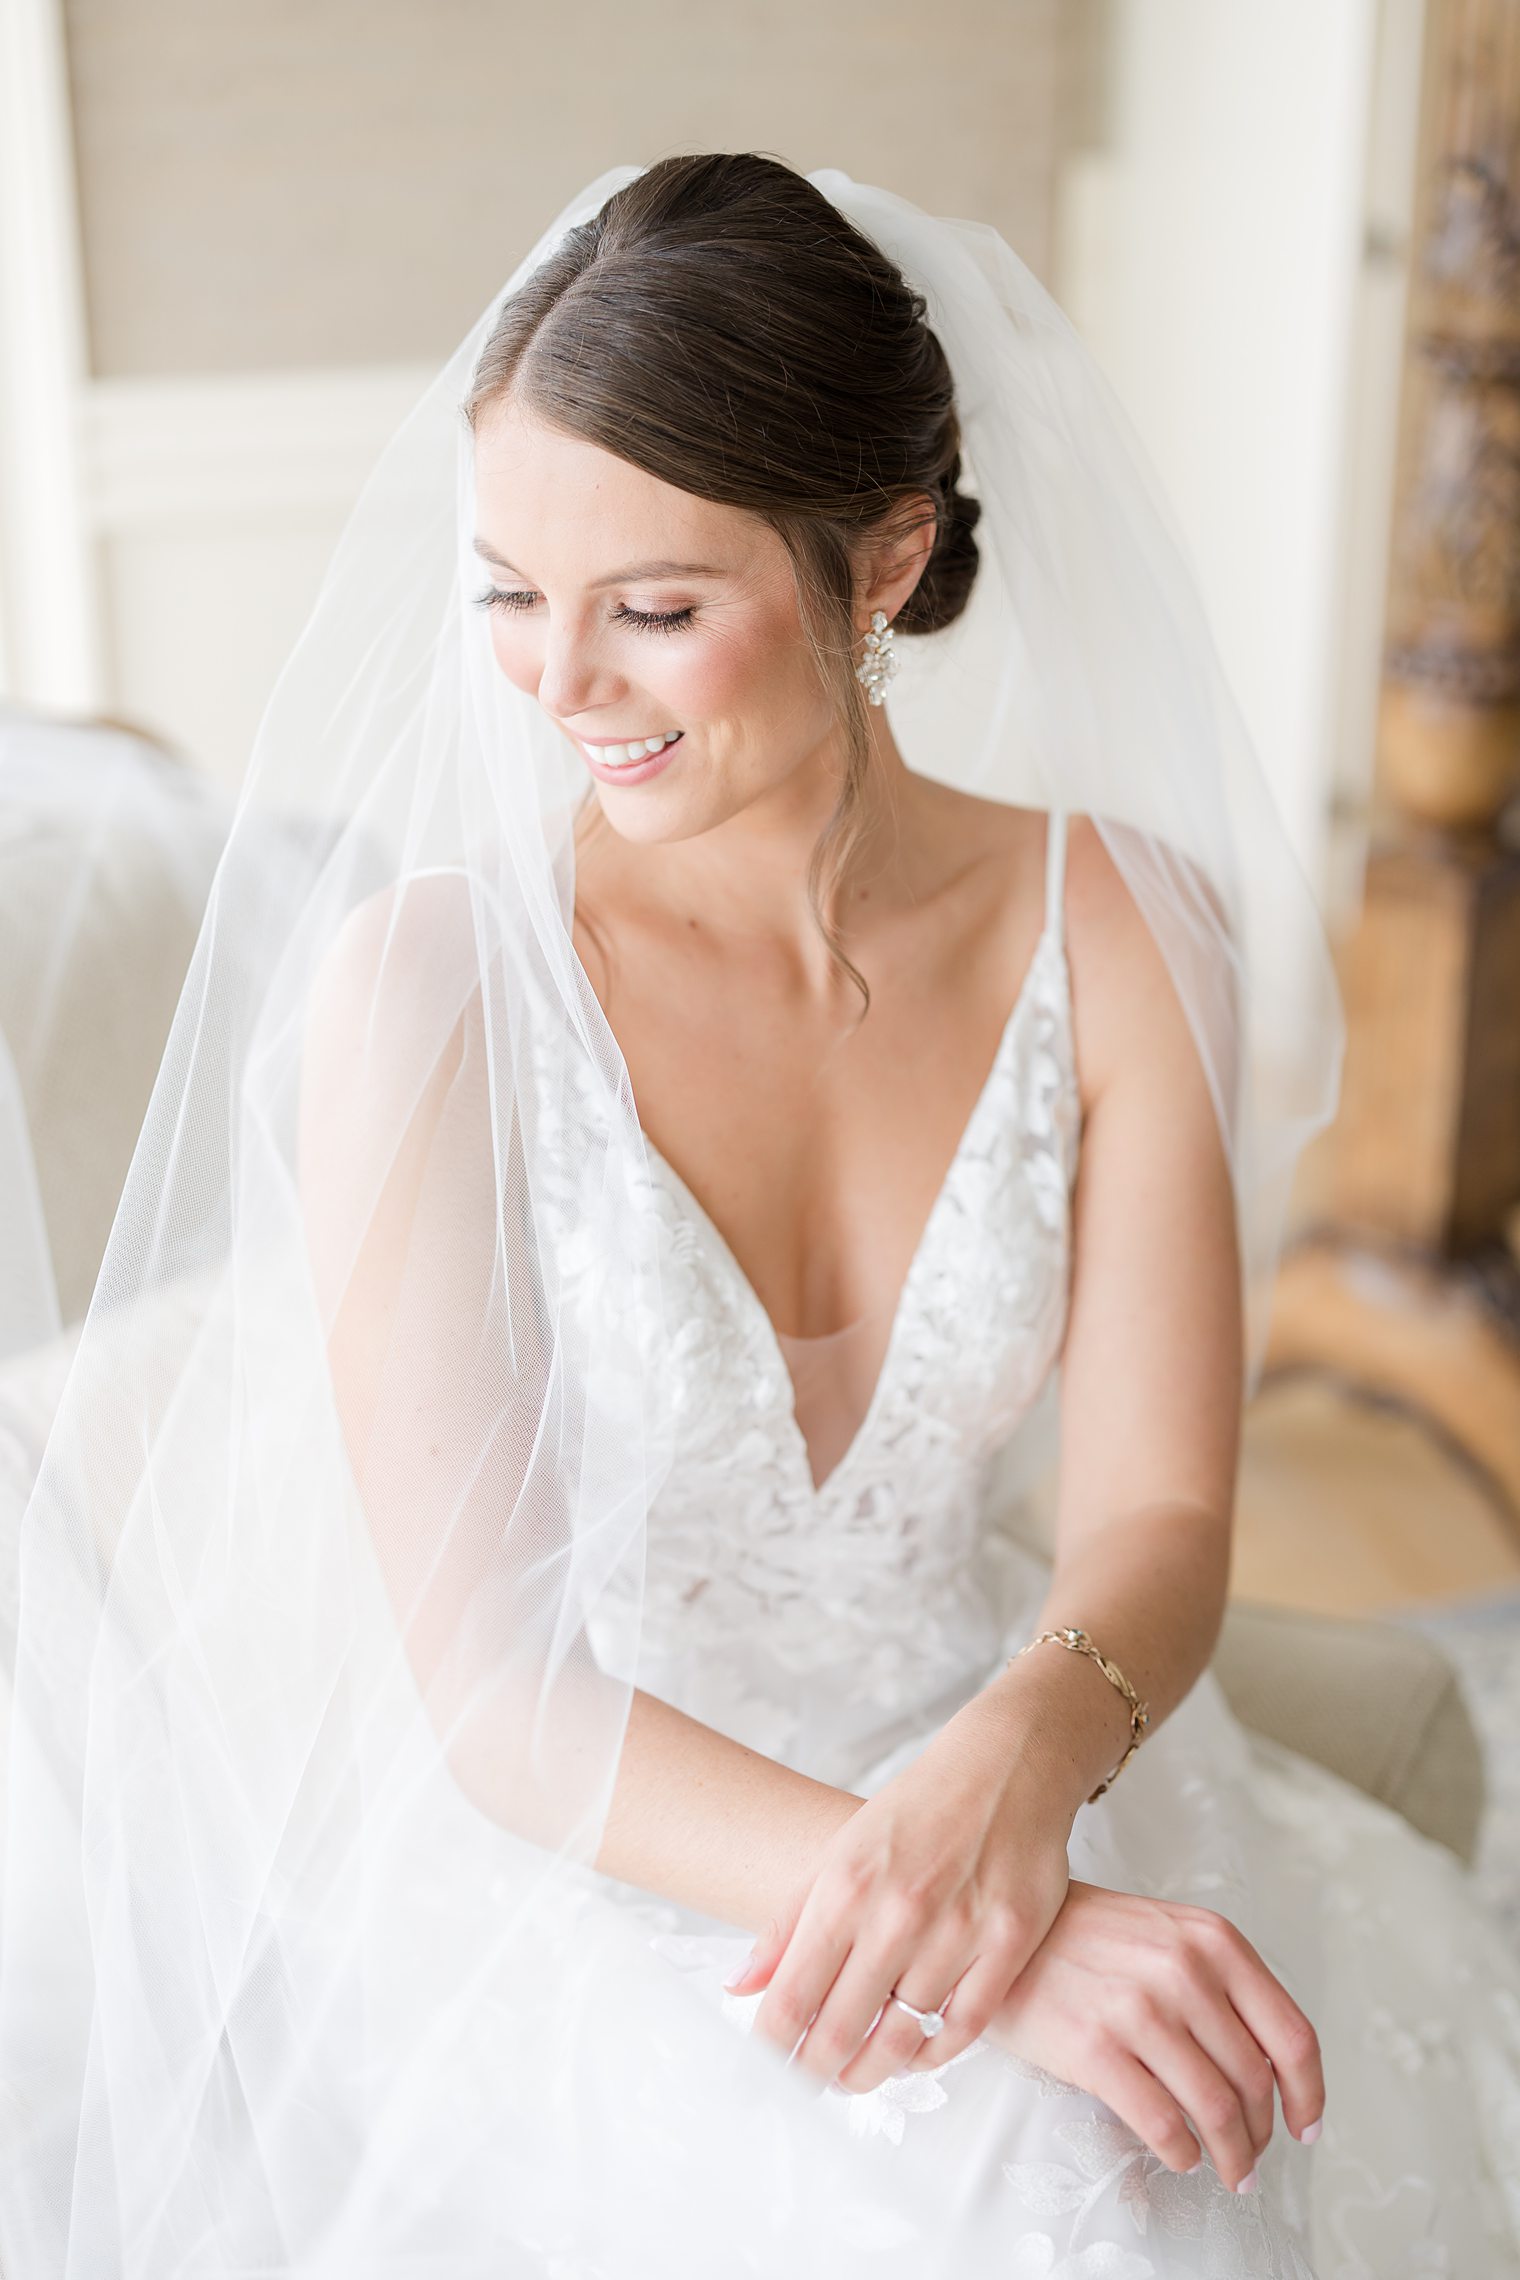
top-left (472, 538), bottom-right (727, 585)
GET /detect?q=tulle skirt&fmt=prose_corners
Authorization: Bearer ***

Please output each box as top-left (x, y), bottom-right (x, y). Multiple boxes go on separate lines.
top-left (553, 1638), bottom-right (1520, 2279)
top-left (2, 1335), bottom-right (1518, 2276)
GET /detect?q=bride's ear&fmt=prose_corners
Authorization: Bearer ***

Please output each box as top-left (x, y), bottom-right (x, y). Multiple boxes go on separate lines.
top-left (855, 489), bottom-right (938, 628)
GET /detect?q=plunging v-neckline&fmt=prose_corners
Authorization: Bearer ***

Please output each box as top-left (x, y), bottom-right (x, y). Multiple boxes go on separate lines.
top-left (639, 922), bottom-right (1068, 1499)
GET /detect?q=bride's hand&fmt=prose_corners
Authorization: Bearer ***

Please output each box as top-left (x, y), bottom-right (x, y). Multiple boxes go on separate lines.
top-left (954, 1878), bottom-right (1326, 2191)
top-left (732, 1721), bottom-right (1075, 2096)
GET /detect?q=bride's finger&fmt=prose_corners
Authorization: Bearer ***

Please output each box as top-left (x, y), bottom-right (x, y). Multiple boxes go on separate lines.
top-left (787, 1930), bottom-right (926, 2088)
top-left (1113, 2006), bottom-right (1261, 2191)
top-left (830, 1932), bottom-right (974, 2094)
top-left (1181, 1987), bottom-right (1280, 2164)
top-left (748, 1891), bottom-right (856, 2065)
top-left (868, 1941), bottom-right (1012, 2078)
top-left (1080, 2038), bottom-right (1205, 2177)
top-left (1211, 1923), bottom-right (1326, 2145)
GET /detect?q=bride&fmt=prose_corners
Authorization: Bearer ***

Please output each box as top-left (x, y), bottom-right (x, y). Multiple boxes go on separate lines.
top-left (2, 151), bottom-right (1518, 2279)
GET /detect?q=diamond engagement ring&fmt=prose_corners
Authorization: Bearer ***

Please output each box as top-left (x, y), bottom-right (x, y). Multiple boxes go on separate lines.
top-left (889, 1990), bottom-right (948, 2037)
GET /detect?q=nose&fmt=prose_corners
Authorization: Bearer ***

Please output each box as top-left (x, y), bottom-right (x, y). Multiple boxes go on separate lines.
top-left (535, 614), bottom-right (617, 723)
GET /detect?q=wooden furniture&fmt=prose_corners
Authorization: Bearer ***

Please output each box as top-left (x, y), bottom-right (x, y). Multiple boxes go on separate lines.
top-left (1265, 0), bottom-right (1520, 1536)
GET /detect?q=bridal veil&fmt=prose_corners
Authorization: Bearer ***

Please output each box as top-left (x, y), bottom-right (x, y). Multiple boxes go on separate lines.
top-left (0, 159), bottom-right (1343, 2274)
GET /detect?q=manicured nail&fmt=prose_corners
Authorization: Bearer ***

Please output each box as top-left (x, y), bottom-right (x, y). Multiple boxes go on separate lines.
top-left (1234, 2168), bottom-right (1258, 2195)
top-left (722, 1947), bottom-right (755, 1990)
top-left (1298, 2118), bottom-right (1322, 2145)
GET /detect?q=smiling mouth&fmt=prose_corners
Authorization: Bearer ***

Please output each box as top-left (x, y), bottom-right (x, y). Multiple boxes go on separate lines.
top-left (579, 731), bottom-right (683, 769)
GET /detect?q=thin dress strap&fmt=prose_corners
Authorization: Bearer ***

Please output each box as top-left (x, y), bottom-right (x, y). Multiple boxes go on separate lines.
top-left (1044, 806), bottom-right (1067, 950)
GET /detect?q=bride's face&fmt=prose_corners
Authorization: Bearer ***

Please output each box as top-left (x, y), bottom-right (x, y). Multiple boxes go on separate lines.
top-left (472, 400), bottom-right (848, 843)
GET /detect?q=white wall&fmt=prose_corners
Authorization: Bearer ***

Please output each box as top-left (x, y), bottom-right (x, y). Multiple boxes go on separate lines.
top-left (81, 366), bottom-right (432, 783)
top-left (1053, 0), bottom-right (1425, 929)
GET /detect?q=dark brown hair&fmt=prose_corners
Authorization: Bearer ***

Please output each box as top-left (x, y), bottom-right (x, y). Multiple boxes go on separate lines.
top-left (463, 150), bottom-right (981, 1016)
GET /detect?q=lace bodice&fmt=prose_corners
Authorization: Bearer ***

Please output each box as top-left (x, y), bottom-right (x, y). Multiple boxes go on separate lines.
top-left (586, 811), bottom-right (1082, 1789)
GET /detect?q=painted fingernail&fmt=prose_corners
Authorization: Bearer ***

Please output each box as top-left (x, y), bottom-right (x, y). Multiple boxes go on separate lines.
top-left (1234, 2168), bottom-right (1259, 2195)
top-left (722, 1947), bottom-right (755, 1989)
top-left (1298, 2118), bottom-right (1322, 2145)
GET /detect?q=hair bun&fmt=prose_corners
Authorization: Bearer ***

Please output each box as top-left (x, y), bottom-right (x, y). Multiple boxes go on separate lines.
top-left (897, 481), bottom-right (981, 637)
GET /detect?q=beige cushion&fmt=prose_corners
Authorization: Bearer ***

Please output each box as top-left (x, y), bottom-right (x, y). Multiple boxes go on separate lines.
top-left (0, 710), bottom-right (228, 1326)
top-left (1210, 1596), bottom-right (1485, 1866)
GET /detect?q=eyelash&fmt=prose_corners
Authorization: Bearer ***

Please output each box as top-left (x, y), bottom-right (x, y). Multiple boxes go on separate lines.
top-left (473, 586), bottom-right (696, 635)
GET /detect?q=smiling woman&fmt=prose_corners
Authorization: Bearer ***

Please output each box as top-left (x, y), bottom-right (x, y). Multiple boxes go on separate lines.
top-left (459, 181), bottom-right (978, 1020)
top-left (466, 393), bottom-right (922, 915)
top-left (2, 150), bottom-right (1514, 2280)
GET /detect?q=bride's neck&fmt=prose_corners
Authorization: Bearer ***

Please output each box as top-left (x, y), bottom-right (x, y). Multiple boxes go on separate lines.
top-left (574, 721), bottom-right (936, 960)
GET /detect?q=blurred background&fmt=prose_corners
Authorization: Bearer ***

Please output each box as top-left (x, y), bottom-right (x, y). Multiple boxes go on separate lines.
top-left (1, 0), bottom-right (1517, 1910)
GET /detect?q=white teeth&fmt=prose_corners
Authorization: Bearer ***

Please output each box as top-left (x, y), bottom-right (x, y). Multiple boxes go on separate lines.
top-left (581, 732), bottom-right (681, 768)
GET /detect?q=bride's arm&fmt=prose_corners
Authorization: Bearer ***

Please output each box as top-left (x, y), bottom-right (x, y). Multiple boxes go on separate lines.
top-left (295, 878), bottom-right (867, 1916)
top-left (584, 818), bottom-right (1244, 1940)
top-left (939, 816), bottom-right (1244, 1821)
top-left (593, 1687), bottom-right (866, 1927)
top-left (597, 813), bottom-right (1246, 1929)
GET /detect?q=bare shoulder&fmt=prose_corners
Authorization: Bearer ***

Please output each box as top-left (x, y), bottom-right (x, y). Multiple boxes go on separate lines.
top-left (1063, 813), bottom-right (1163, 969)
top-left (298, 872), bottom-right (490, 1186)
top-left (297, 873), bottom-right (487, 1274)
top-left (309, 870), bottom-right (483, 1039)
top-left (1062, 813), bottom-right (1218, 1122)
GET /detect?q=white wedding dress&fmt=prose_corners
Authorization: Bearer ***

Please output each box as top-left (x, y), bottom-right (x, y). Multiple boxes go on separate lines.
top-left (3, 805), bottom-right (1519, 2278)
top-left (563, 808), bottom-right (1520, 2278)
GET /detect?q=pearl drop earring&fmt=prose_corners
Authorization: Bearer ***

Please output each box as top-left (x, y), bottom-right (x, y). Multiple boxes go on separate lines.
top-left (856, 609), bottom-right (899, 706)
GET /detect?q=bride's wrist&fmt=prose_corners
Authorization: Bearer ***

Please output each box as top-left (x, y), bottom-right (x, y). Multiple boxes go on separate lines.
top-left (742, 1775), bottom-right (865, 1935)
top-left (938, 1669), bottom-right (1097, 1842)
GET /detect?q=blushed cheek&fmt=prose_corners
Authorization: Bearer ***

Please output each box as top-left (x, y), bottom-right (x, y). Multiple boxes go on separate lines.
top-left (661, 632), bottom-right (754, 720)
top-left (672, 622), bottom-right (810, 738)
top-left (486, 627), bottom-right (534, 695)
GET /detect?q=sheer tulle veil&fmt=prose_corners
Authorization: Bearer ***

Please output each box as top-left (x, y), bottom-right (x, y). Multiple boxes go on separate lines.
top-left (0, 161), bottom-right (1343, 2273)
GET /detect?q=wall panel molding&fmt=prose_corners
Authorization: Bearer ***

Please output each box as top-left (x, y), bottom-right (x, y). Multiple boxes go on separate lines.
top-left (81, 364), bottom-right (437, 529)
top-left (0, 0), bottom-right (100, 707)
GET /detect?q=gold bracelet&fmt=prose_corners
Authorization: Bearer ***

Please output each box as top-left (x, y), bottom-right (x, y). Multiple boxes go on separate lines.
top-left (1009, 1626), bottom-right (1151, 1803)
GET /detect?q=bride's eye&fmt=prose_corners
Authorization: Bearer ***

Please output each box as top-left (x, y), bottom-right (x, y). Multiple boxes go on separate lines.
top-left (472, 587), bottom-right (695, 635)
top-left (473, 585), bottom-right (535, 614)
top-left (611, 602), bottom-right (696, 635)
